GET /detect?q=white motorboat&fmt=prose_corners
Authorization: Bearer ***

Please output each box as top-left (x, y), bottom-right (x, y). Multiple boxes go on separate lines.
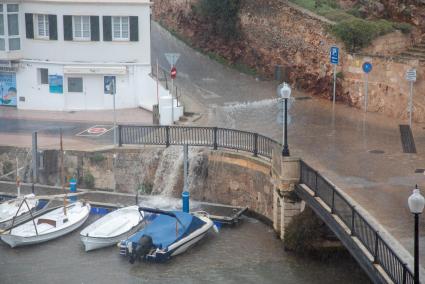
top-left (119, 207), bottom-right (215, 263)
top-left (0, 194), bottom-right (38, 225)
top-left (80, 205), bottom-right (146, 252)
top-left (1, 201), bottom-right (90, 248)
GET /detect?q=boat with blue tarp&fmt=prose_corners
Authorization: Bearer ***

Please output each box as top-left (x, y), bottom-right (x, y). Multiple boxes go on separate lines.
top-left (119, 207), bottom-right (214, 263)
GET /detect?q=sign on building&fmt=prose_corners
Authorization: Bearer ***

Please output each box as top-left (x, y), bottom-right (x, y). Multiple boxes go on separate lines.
top-left (48, 75), bottom-right (63, 94)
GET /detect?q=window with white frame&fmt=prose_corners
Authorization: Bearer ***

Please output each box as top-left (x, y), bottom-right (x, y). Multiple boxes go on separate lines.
top-left (72, 16), bottom-right (90, 40)
top-left (0, 5), bottom-right (4, 51)
top-left (112, 16), bottom-right (129, 41)
top-left (6, 4), bottom-right (19, 50)
top-left (37, 68), bottom-right (48, 85)
top-left (35, 14), bottom-right (49, 39)
top-left (68, 77), bottom-right (83, 93)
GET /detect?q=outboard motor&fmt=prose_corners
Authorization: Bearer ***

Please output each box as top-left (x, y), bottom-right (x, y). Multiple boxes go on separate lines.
top-left (129, 235), bottom-right (153, 264)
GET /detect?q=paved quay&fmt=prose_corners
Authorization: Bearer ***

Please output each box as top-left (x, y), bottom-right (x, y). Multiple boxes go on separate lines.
top-left (0, 107), bottom-right (152, 150)
top-left (150, 21), bottom-right (425, 271)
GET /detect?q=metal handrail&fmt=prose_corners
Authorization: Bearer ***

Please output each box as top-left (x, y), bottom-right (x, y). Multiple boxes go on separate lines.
top-left (118, 125), bottom-right (280, 159)
top-left (299, 160), bottom-right (414, 284)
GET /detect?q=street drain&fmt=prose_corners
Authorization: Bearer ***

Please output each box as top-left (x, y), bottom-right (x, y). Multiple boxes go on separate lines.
top-left (368, 149), bottom-right (385, 154)
top-left (295, 97), bottom-right (312, 100)
top-left (415, 169), bottom-right (425, 174)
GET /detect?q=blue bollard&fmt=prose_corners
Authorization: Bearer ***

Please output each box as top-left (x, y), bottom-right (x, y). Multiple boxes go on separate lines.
top-left (69, 177), bottom-right (77, 202)
top-left (182, 191), bottom-right (190, 213)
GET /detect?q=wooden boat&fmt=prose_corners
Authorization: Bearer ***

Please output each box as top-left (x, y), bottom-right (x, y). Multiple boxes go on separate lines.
top-left (0, 201), bottom-right (90, 248)
top-left (119, 207), bottom-right (214, 263)
top-left (0, 194), bottom-right (38, 225)
top-left (80, 205), bottom-right (146, 252)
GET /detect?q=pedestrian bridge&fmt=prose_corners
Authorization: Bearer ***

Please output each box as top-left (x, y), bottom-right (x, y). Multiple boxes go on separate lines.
top-left (296, 161), bottom-right (415, 284)
top-left (117, 124), bottom-right (417, 284)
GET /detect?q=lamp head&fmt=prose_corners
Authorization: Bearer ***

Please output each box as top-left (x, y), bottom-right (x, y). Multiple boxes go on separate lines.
top-left (408, 185), bottom-right (425, 214)
top-left (277, 83), bottom-right (292, 99)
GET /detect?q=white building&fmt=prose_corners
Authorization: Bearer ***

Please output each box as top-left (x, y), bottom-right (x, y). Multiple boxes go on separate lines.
top-left (0, 0), bottom-right (160, 111)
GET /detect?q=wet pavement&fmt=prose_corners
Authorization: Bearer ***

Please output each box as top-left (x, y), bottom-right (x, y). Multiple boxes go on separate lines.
top-left (0, 214), bottom-right (369, 284)
top-left (150, 21), bottom-right (425, 269)
top-left (0, 107), bottom-right (151, 149)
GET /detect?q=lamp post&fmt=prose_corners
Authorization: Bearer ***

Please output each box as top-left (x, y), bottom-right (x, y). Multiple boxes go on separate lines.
top-left (277, 83), bottom-right (291, 156)
top-left (408, 185), bottom-right (425, 284)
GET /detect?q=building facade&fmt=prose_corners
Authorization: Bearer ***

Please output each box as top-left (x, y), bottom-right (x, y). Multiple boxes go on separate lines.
top-left (0, 0), bottom-right (158, 111)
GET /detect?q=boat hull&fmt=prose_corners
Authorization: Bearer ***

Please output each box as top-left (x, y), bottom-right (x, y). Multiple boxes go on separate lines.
top-left (81, 223), bottom-right (144, 252)
top-left (146, 215), bottom-right (214, 262)
top-left (1, 204), bottom-right (90, 248)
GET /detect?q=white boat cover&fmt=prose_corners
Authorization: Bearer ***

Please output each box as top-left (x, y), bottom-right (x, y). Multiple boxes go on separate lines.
top-left (0, 194), bottom-right (38, 224)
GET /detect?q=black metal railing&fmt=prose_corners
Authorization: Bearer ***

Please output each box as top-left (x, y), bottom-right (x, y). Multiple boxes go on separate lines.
top-left (118, 125), bottom-right (279, 159)
top-left (300, 160), bottom-right (414, 284)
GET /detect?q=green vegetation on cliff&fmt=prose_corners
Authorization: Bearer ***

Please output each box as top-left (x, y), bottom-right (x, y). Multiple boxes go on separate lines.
top-left (290, 0), bottom-right (413, 51)
top-left (197, 0), bottom-right (241, 41)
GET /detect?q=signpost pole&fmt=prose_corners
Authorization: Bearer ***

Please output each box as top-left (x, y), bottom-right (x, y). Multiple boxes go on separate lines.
top-left (113, 81), bottom-right (117, 146)
top-left (333, 64), bottom-right (337, 105)
top-left (171, 73), bottom-right (174, 124)
top-left (364, 73), bottom-right (368, 112)
top-left (409, 81), bottom-right (414, 127)
top-left (330, 46), bottom-right (339, 107)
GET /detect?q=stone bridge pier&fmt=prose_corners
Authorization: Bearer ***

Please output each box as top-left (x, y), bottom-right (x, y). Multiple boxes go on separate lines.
top-left (271, 155), bottom-right (303, 240)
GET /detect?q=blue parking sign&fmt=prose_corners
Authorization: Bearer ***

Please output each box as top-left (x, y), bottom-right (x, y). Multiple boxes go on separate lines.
top-left (330, 46), bottom-right (339, 64)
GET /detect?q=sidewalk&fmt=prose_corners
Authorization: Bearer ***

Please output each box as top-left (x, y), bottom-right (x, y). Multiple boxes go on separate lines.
top-left (0, 107), bottom-right (153, 150)
top-left (0, 106), bottom-right (152, 125)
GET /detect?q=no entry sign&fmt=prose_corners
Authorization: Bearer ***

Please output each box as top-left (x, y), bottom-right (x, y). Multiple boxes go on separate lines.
top-left (171, 66), bottom-right (177, 79)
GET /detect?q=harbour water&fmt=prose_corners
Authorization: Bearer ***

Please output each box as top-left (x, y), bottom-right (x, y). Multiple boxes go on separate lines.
top-left (0, 213), bottom-right (370, 283)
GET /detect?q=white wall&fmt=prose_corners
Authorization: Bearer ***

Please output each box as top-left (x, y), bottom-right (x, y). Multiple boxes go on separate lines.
top-left (17, 63), bottom-right (157, 111)
top-left (20, 2), bottom-right (151, 64)
top-left (11, 1), bottom-right (159, 111)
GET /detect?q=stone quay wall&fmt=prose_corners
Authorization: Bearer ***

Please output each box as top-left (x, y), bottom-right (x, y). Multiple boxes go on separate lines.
top-left (0, 145), bottom-right (302, 238)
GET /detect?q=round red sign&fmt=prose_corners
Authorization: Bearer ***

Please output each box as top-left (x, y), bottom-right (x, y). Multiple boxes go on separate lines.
top-left (170, 66), bottom-right (177, 79)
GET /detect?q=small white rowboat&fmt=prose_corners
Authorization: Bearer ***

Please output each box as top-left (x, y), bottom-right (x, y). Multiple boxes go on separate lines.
top-left (0, 201), bottom-right (90, 248)
top-left (80, 205), bottom-right (145, 252)
top-left (0, 194), bottom-right (38, 225)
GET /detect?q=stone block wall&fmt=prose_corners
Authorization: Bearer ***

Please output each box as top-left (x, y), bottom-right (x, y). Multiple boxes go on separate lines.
top-left (342, 55), bottom-right (425, 121)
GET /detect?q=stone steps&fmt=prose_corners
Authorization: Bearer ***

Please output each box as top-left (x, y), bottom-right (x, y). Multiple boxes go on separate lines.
top-left (407, 47), bottom-right (425, 53)
top-left (398, 41), bottom-right (425, 62)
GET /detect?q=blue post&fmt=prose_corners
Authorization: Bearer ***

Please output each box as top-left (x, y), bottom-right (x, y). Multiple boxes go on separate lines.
top-left (69, 177), bottom-right (77, 202)
top-left (182, 191), bottom-right (190, 213)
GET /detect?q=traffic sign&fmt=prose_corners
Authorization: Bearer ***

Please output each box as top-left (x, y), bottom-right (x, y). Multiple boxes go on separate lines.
top-left (171, 66), bottom-right (177, 79)
top-left (165, 53), bottom-right (180, 67)
top-left (362, 62), bottom-right (372, 73)
top-left (406, 68), bottom-right (417, 82)
top-left (330, 46), bottom-right (339, 65)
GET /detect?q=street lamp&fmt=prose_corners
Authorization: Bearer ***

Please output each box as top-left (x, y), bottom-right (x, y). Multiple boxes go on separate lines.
top-left (277, 83), bottom-right (291, 156)
top-left (408, 185), bottom-right (425, 284)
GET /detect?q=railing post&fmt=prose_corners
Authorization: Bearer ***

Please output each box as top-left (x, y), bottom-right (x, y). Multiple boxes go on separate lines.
top-left (351, 206), bottom-right (355, 236)
top-left (166, 126), bottom-right (170, 147)
top-left (213, 127), bottom-right (218, 150)
top-left (253, 133), bottom-right (258, 157)
top-left (402, 263), bottom-right (407, 284)
top-left (118, 125), bottom-right (122, 147)
top-left (314, 171), bottom-right (318, 197)
top-left (373, 232), bottom-right (379, 264)
top-left (331, 189), bottom-right (335, 214)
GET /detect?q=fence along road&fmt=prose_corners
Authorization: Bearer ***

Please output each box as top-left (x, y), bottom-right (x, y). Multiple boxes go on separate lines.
top-left (118, 124), bottom-right (416, 284)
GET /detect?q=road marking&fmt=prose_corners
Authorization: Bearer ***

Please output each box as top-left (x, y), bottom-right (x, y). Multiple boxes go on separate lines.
top-left (194, 83), bottom-right (221, 99)
top-left (76, 125), bottom-right (114, 137)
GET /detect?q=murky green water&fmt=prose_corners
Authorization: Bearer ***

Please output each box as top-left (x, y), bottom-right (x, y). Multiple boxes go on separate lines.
top-left (0, 215), bottom-right (370, 284)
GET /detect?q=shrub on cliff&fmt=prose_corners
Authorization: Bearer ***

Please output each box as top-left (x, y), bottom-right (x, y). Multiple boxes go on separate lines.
top-left (332, 18), bottom-right (394, 52)
top-left (197, 0), bottom-right (241, 41)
